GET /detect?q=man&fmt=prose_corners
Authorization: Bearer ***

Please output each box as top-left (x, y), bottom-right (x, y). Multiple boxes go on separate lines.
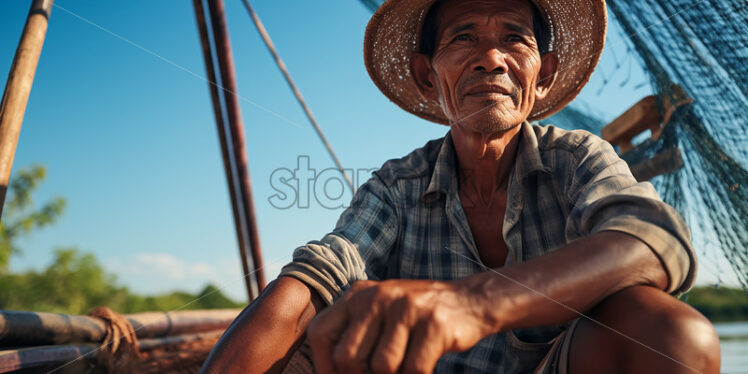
top-left (202, 0), bottom-right (720, 372)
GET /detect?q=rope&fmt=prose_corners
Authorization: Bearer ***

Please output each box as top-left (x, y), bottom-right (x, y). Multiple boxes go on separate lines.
top-left (240, 0), bottom-right (355, 193)
top-left (88, 306), bottom-right (141, 372)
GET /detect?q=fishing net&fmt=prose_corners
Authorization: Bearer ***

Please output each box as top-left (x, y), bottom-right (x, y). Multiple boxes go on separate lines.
top-left (557, 0), bottom-right (748, 287)
top-left (359, 0), bottom-right (748, 287)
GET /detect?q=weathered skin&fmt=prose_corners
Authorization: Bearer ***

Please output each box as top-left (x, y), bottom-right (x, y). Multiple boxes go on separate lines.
top-left (200, 0), bottom-right (720, 373)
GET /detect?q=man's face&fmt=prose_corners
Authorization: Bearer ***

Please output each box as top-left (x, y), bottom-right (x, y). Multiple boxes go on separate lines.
top-left (422, 0), bottom-right (551, 134)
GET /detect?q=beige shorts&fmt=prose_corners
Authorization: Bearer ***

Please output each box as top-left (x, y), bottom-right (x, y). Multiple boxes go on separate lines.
top-left (283, 318), bottom-right (581, 374)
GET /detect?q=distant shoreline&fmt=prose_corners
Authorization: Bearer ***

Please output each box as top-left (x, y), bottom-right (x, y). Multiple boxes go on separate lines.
top-left (684, 286), bottom-right (748, 323)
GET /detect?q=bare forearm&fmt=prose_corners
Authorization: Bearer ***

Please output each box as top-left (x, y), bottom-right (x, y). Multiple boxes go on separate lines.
top-left (201, 276), bottom-right (323, 374)
top-left (464, 231), bottom-right (669, 333)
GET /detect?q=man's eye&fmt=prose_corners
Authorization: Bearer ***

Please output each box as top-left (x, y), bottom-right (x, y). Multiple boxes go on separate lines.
top-left (506, 34), bottom-right (524, 43)
top-left (452, 34), bottom-right (473, 42)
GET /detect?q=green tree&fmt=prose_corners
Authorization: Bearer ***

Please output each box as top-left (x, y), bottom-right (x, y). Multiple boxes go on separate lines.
top-left (194, 284), bottom-right (244, 309)
top-left (0, 165), bottom-right (66, 272)
top-left (0, 248), bottom-right (130, 314)
top-left (0, 248), bottom-right (244, 314)
top-left (0, 165), bottom-right (244, 314)
top-left (684, 286), bottom-right (748, 322)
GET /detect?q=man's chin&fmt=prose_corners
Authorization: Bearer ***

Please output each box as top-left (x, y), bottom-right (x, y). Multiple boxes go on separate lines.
top-left (450, 110), bottom-right (524, 135)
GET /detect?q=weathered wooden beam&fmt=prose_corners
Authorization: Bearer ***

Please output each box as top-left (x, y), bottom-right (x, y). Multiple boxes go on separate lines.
top-left (629, 147), bottom-right (684, 182)
top-left (602, 85), bottom-right (693, 155)
top-left (602, 95), bottom-right (660, 153)
top-left (0, 344), bottom-right (96, 373)
top-left (0, 309), bottom-right (241, 347)
top-left (0, 331), bottom-right (225, 373)
top-left (126, 309), bottom-right (240, 339)
top-left (0, 0), bottom-right (54, 219)
top-left (136, 330), bottom-right (223, 351)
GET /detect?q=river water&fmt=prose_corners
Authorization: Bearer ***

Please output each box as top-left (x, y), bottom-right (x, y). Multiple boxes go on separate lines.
top-left (715, 321), bottom-right (748, 374)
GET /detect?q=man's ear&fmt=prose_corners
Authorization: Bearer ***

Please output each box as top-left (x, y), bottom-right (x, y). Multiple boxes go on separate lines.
top-left (535, 52), bottom-right (559, 100)
top-left (411, 53), bottom-right (439, 101)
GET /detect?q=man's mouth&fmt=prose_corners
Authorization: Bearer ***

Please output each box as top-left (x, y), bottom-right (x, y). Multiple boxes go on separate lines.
top-left (464, 84), bottom-right (513, 98)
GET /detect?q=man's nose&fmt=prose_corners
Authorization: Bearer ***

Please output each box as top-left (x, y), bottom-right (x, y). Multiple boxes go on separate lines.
top-left (470, 45), bottom-right (508, 74)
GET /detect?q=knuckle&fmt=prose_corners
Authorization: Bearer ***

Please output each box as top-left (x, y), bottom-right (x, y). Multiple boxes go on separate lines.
top-left (430, 307), bottom-right (448, 325)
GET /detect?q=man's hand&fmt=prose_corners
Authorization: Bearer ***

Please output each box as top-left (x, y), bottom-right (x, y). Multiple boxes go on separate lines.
top-left (307, 279), bottom-right (495, 374)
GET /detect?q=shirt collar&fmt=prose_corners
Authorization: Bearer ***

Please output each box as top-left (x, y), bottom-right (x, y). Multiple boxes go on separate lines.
top-left (422, 131), bottom-right (458, 203)
top-left (514, 121), bottom-right (551, 180)
top-left (420, 121), bottom-right (549, 203)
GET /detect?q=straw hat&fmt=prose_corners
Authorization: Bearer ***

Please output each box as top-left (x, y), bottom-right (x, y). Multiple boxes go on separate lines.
top-left (364, 0), bottom-right (607, 124)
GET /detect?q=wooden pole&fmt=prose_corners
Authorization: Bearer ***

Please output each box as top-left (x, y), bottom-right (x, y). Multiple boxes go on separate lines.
top-left (196, 0), bottom-right (267, 298)
top-left (192, 0), bottom-right (258, 302)
top-left (0, 0), bottom-right (54, 220)
top-left (206, 0), bottom-right (267, 295)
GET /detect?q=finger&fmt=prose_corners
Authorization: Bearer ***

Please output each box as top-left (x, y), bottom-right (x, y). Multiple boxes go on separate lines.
top-left (333, 313), bottom-right (383, 374)
top-left (401, 320), bottom-right (444, 374)
top-left (308, 304), bottom-right (349, 374)
top-left (369, 301), bottom-right (412, 374)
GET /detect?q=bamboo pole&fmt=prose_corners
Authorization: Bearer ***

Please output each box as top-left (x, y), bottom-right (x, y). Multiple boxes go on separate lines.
top-left (0, 0), bottom-right (54, 220)
top-left (0, 309), bottom-right (241, 347)
top-left (0, 344), bottom-right (96, 373)
top-left (0, 330), bottom-right (225, 373)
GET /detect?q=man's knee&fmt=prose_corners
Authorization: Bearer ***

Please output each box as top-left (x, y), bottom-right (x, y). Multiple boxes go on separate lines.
top-left (569, 285), bottom-right (720, 373)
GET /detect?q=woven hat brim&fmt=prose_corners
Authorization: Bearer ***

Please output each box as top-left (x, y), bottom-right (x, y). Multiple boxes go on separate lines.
top-left (364, 0), bottom-right (607, 125)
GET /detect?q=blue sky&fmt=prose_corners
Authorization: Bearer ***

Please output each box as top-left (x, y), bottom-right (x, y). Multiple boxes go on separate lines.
top-left (1, 0), bottom-right (725, 302)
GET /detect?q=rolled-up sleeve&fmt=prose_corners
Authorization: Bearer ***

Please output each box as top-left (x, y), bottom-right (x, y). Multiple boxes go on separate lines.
top-left (564, 135), bottom-right (696, 295)
top-left (279, 174), bottom-right (400, 304)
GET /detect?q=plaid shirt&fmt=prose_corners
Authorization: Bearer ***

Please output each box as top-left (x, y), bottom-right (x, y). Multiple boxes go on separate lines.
top-left (281, 121), bottom-right (695, 373)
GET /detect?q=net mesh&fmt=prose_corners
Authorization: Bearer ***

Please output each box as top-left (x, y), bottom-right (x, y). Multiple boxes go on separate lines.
top-left (360, 0), bottom-right (748, 287)
top-left (561, 0), bottom-right (748, 287)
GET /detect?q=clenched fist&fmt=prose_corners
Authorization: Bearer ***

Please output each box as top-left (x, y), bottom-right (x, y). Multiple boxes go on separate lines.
top-left (307, 279), bottom-right (496, 374)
